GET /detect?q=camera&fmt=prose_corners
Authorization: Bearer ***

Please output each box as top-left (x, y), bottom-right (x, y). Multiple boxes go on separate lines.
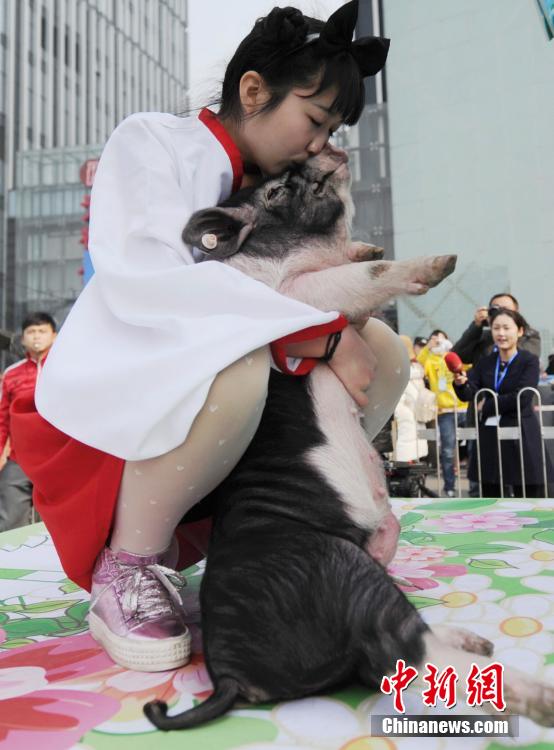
top-left (382, 459), bottom-right (437, 498)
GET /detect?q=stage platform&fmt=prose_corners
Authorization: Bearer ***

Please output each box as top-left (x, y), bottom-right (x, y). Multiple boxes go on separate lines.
top-left (1, 496), bottom-right (553, 749)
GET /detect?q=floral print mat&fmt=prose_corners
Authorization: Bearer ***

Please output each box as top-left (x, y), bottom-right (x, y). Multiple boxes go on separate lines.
top-left (0, 496), bottom-right (553, 750)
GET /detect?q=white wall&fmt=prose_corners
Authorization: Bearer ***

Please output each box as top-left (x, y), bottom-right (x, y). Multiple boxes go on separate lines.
top-left (384, 0), bottom-right (553, 361)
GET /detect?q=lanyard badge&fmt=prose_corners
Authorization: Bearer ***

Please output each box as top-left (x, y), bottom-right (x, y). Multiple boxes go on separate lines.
top-left (494, 352), bottom-right (518, 392)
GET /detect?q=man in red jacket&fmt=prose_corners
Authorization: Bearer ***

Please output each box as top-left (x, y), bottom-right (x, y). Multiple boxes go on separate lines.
top-left (0, 312), bottom-right (57, 531)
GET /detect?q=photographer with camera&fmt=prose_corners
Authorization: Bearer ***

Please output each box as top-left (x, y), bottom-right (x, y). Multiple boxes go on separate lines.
top-left (453, 293), bottom-right (541, 367)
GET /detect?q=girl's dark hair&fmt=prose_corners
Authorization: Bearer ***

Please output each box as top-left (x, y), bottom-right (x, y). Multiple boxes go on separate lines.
top-left (218, 6), bottom-right (365, 125)
top-left (489, 307), bottom-right (528, 332)
top-left (429, 329), bottom-right (448, 338)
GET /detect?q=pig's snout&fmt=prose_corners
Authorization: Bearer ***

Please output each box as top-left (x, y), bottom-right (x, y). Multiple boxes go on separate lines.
top-left (323, 142), bottom-right (349, 166)
top-left (309, 144), bottom-right (349, 177)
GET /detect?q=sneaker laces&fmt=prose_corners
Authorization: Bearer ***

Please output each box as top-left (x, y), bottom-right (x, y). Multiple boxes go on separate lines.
top-left (95, 560), bottom-right (187, 625)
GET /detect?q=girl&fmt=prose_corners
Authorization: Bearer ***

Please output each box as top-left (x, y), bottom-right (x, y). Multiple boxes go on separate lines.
top-left (11, 2), bottom-right (406, 672)
top-left (453, 308), bottom-right (549, 498)
top-left (418, 330), bottom-right (467, 496)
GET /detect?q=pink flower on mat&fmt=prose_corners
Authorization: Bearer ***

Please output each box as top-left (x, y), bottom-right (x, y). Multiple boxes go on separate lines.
top-left (0, 689), bottom-right (119, 749)
top-left (173, 660), bottom-right (213, 698)
top-left (422, 511), bottom-right (538, 534)
top-left (0, 632), bottom-right (114, 682)
top-left (0, 628), bottom-right (6, 645)
top-left (392, 545), bottom-right (457, 566)
top-left (0, 635), bottom-right (120, 747)
top-left (388, 545), bottom-right (467, 593)
top-left (0, 632), bottom-right (213, 737)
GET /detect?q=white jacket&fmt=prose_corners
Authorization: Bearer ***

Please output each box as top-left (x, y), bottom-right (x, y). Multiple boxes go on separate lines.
top-left (392, 361), bottom-right (429, 462)
top-left (36, 111), bottom-right (339, 460)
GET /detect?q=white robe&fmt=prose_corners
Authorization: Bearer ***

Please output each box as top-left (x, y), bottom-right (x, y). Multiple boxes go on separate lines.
top-left (35, 111), bottom-right (339, 461)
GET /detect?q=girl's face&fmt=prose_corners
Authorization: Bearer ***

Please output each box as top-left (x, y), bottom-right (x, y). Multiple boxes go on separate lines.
top-left (491, 314), bottom-right (523, 352)
top-left (240, 82), bottom-right (344, 175)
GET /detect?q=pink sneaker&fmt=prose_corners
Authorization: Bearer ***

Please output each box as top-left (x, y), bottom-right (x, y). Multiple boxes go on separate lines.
top-left (88, 546), bottom-right (191, 672)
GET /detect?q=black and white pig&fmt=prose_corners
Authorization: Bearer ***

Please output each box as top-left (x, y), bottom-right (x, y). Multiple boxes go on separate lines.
top-left (144, 150), bottom-right (554, 730)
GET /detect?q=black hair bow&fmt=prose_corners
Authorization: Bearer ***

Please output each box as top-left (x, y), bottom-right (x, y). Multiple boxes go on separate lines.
top-left (316, 0), bottom-right (390, 76)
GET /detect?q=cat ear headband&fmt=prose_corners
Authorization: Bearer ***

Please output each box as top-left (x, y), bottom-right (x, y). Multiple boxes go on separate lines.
top-left (307, 0), bottom-right (390, 77)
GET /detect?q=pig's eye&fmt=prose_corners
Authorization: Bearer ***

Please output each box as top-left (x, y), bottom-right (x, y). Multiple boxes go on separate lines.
top-left (266, 185), bottom-right (287, 202)
top-left (312, 181), bottom-right (325, 195)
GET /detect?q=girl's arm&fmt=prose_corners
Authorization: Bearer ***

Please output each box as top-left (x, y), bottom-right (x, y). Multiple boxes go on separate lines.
top-left (453, 361), bottom-right (482, 403)
top-left (325, 326), bottom-right (377, 408)
top-left (278, 324), bottom-right (377, 408)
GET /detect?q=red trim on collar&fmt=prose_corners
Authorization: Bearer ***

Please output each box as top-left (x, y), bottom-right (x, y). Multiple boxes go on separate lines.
top-left (199, 108), bottom-right (244, 194)
top-left (270, 314), bottom-right (349, 376)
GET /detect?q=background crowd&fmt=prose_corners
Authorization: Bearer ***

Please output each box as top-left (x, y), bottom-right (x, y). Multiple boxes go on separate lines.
top-left (1, 294), bottom-right (552, 533)
top-left (385, 293), bottom-right (552, 499)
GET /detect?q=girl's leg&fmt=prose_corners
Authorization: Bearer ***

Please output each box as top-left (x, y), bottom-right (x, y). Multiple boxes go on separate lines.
top-left (110, 346), bottom-right (270, 556)
top-left (438, 412), bottom-right (456, 495)
top-left (357, 318), bottom-right (410, 442)
top-left (89, 347), bottom-right (270, 672)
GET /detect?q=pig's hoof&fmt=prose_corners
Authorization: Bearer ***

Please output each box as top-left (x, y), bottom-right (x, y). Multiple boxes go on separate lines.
top-left (532, 682), bottom-right (554, 727)
top-left (349, 243), bottom-right (384, 262)
top-left (432, 625), bottom-right (494, 656)
top-left (509, 681), bottom-right (554, 727)
top-left (432, 254), bottom-right (457, 278)
top-left (367, 245), bottom-right (384, 259)
top-left (443, 254), bottom-right (457, 275)
top-left (460, 632), bottom-right (494, 657)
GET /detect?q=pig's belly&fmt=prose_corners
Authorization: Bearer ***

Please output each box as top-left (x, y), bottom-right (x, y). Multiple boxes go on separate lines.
top-left (366, 510), bottom-right (400, 565)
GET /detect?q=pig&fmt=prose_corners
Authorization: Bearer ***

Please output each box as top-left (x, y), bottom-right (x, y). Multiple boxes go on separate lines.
top-left (143, 150), bottom-right (554, 730)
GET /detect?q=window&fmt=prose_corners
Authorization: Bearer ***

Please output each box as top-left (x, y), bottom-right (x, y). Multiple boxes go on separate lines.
top-left (64, 25), bottom-right (70, 66)
top-left (75, 33), bottom-right (80, 73)
top-left (40, 11), bottom-right (47, 51)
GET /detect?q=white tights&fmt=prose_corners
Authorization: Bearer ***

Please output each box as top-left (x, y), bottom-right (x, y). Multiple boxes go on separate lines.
top-left (109, 320), bottom-right (408, 556)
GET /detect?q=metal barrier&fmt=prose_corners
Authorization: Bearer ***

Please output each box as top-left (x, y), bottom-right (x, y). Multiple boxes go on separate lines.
top-left (413, 387), bottom-right (553, 498)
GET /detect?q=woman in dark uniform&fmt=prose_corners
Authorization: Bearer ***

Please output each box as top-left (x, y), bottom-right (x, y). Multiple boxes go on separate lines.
top-left (453, 308), bottom-right (549, 497)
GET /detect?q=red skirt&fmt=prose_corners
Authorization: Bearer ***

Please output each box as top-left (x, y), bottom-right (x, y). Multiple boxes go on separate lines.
top-left (10, 393), bottom-right (211, 591)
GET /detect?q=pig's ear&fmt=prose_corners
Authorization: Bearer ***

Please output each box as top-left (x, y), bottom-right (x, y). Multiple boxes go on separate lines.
top-left (182, 207), bottom-right (254, 260)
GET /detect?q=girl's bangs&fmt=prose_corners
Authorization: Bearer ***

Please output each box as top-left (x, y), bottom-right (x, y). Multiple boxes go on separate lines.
top-left (315, 55), bottom-right (365, 125)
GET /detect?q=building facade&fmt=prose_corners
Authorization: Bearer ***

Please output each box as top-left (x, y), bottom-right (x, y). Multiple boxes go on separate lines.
top-left (383, 0), bottom-right (553, 361)
top-left (339, 0), bottom-right (397, 327)
top-left (0, 0), bottom-right (188, 350)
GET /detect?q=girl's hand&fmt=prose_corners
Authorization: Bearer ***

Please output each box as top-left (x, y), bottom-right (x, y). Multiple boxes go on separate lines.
top-left (454, 371), bottom-right (467, 386)
top-left (327, 325), bottom-right (377, 407)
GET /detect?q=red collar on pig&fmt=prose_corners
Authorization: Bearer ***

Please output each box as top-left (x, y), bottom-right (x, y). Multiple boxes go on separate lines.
top-left (199, 108), bottom-right (244, 194)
